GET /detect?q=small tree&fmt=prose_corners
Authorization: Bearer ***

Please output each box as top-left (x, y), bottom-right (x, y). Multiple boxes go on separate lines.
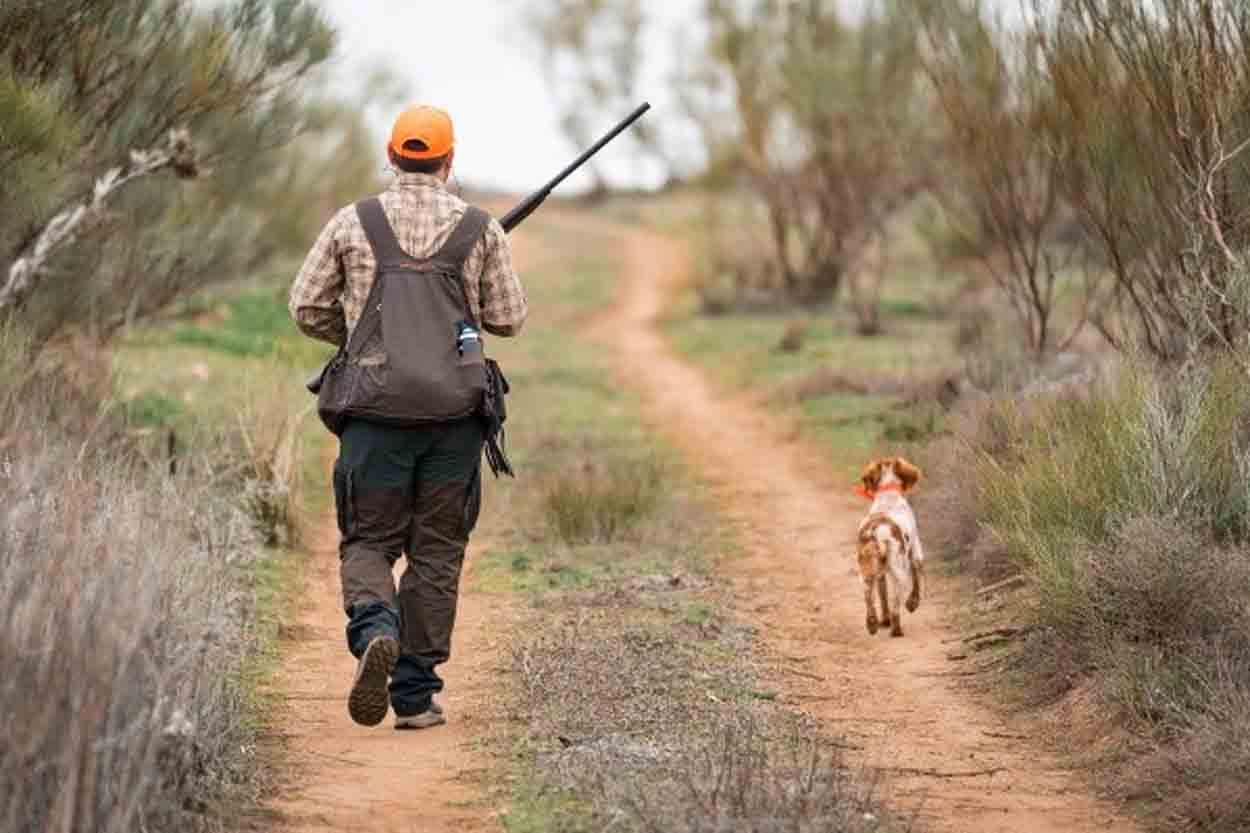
top-left (697, 0), bottom-right (929, 318)
top-left (1040, 0), bottom-right (1250, 361)
top-left (918, 2), bottom-right (1094, 356)
top-left (524, 0), bottom-right (667, 192)
top-left (0, 0), bottom-right (335, 344)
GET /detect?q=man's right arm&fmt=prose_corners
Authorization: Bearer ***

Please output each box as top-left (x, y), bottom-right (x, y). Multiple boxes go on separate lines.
top-left (289, 210), bottom-right (348, 347)
top-left (475, 218), bottom-right (528, 337)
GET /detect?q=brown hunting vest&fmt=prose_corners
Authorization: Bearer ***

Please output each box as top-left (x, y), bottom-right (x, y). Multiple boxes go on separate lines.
top-left (312, 197), bottom-right (491, 434)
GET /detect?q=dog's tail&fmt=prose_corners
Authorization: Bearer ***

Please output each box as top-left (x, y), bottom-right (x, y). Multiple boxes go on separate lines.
top-left (873, 523), bottom-right (898, 567)
top-left (857, 520), bottom-right (895, 574)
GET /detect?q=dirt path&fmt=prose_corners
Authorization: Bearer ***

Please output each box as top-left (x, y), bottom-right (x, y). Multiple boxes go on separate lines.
top-left (268, 507), bottom-right (507, 833)
top-left (601, 221), bottom-right (1141, 833)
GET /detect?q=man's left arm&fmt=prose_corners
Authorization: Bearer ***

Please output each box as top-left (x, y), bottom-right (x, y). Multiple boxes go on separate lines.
top-left (289, 209), bottom-right (348, 347)
top-left (474, 218), bottom-right (528, 337)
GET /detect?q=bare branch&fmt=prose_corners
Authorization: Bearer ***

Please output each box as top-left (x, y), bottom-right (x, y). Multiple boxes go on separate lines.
top-left (0, 130), bottom-right (198, 312)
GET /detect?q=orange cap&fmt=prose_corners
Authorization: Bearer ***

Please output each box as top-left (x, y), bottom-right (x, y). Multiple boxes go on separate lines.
top-left (389, 105), bottom-right (454, 160)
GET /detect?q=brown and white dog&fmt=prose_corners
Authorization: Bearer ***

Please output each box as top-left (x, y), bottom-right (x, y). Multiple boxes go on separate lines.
top-left (855, 457), bottom-right (925, 637)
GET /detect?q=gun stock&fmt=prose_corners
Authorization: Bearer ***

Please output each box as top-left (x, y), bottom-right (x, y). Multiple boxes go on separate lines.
top-left (498, 102), bottom-right (650, 234)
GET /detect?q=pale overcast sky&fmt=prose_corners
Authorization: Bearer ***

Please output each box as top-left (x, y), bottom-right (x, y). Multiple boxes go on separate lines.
top-left (320, 1), bottom-right (702, 195)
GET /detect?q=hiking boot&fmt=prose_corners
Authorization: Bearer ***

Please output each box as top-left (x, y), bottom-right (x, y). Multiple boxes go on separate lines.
top-left (394, 705), bottom-right (446, 731)
top-left (348, 635), bottom-right (399, 726)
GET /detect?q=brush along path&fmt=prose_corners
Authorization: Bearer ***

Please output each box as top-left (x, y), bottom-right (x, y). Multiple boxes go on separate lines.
top-left (597, 217), bottom-right (1140, 833)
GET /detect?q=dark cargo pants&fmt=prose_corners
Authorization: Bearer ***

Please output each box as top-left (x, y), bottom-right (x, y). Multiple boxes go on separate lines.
top-left (334, 416), bottom-right (483, 717)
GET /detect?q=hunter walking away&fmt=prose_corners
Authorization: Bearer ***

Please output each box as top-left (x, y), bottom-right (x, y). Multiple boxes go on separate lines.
top-left (290, 105), bottom-right (526, 729)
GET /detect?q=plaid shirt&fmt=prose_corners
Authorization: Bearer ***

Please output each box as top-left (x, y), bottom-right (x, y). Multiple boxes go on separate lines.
top-left (289, 173), bottom-right (527, 347)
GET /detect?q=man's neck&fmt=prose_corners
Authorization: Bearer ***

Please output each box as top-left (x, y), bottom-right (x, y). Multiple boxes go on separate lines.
top-left (391, 172), bottom-right (447, 191)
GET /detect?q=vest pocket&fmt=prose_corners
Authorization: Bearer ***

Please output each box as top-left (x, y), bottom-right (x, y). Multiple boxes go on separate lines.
top-left (352, 352), bottom-right (390, 408)
top-left (455, 333), bottom-right (488, 401)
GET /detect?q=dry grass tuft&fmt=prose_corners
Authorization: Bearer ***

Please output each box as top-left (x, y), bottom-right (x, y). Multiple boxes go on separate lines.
top-left (540, 454), bottom-right (668, 546)
top-left (620, 718), bottom-right (894, 833)
top-left (227, 371), bottom-right (311, 548)
top-left (0, 440), bottom-right (260, 833)
top-left (0, 327), bottom-right (268, 833)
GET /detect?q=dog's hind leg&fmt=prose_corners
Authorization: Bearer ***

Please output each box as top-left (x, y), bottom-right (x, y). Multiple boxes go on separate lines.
top-left (862, 575), bottom-right (879, 635)
top-left (906, 560), bottom-right (922, 612)
top-left (887, 572), bottom-right (905, 637)
top-left (876, 574), bottom-right (891, 632)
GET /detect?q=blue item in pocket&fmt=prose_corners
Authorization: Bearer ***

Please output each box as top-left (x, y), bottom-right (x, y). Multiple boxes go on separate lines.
top-left (457, 321), bottom-right (481, 356)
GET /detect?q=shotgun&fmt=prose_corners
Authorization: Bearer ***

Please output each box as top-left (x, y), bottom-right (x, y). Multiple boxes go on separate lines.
top-left (499, 102), bottom-right (651, 232)
top-left (305, 103), bottom-right (650, 398)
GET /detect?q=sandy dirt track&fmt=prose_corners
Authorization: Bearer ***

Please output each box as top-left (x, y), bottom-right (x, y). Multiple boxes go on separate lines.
top-left (599, 218), bottom-right (1141, 833)
top-left (268, 506), bottom-right (506, 833)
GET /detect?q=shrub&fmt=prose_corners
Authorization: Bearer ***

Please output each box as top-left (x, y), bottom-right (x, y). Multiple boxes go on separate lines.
top-left (0, 0), bottom-right (335, 344)
top-left (226, 371), bottom-right (310, 548)
top-left (934, 359), bottom-right (1250, 831)
top-left (1039, 0), bottom-right (1250, 361)
top-left (0, 325), bottom-right (267, 832)
top-left (621, 718), bottom-right (895, 833)
top-left (0, 437), bottom-right (259, 833)
top-left (689, 1), bottom-right (929, 310)
top-left (953, 301), bottom-right (1038, 393)
top-left (541, 455), bottom-right (667, 545)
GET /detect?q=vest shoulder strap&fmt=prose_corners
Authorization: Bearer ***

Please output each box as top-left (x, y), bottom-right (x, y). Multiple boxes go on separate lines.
top-left (354, 197), bottom-right (407, 264)
top-left (432, 206), bottom-right (491, 272)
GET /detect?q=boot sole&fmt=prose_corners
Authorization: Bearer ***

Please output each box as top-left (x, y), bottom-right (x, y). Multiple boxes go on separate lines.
top-left (348, 636), bottom-right (399, 726)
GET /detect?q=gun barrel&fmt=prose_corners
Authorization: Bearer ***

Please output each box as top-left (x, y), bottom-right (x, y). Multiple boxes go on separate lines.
top-left (545, 102), bottom-right (651, 195)
top-left (499, 192), bottom-right (544, 233)
top-left (499, 102), bottom-right (651, 233)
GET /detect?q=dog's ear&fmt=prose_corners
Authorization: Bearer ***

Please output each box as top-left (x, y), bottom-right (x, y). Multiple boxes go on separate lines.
top-left (860, 460), bottom-right (883, 492)
top-left (894, 457), bottom-right (922, 491)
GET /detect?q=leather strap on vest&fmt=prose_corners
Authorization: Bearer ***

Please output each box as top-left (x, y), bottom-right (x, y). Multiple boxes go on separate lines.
top-left (354, 197), bottom-right (407, 265)
top-left (354, 198), bottom-right (491, 272)
top-left (432, 206), bottom-right (490, 271)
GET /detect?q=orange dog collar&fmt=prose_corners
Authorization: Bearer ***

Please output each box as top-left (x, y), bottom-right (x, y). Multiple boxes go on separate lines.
top-left (855, 482), bottom-right (905, 500)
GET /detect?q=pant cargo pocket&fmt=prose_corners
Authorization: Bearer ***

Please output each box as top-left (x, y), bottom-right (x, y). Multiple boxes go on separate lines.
top-left (462, 468), bottom-right (482, 536)
top-left (333, 463), bottom-right (356, 538)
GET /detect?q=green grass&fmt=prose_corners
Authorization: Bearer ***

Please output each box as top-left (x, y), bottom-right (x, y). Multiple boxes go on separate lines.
top-left (473, 548), bottom-right (596, 594)
top-left (233, 546), bottom-right (305, 727)
top-left (166, 285), bottom-right (322, 359)
top-left (683, 601), bottom-right (714, 626)
top-left (500, 783), bottom-right (597, 833)
top-left (122, 389), bottom-right (184, 428)
top-left (668, 309), bottom-right (950, 386)
top-left (595, 189), bottom-right (962, 479)
top-left (665, 305), bottom-right (956, 478)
